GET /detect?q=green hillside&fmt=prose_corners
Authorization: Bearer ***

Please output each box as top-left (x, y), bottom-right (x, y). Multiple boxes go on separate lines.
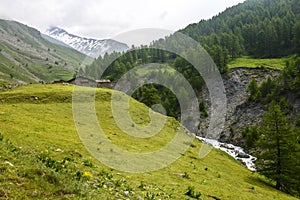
top-left (180, 0), bottom-right (300, 71)
top-left (0, 84), bottom-right (297, 199)
top-left (0, 19), bottom-right (88, 84)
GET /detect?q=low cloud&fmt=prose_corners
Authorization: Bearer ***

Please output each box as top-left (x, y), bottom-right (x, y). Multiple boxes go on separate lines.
top-left (0, 0), bottom-right (245, 39)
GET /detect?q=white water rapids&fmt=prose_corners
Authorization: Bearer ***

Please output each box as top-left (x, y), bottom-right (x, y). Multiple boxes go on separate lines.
top-left (196, 136), bottom-right (257, 171)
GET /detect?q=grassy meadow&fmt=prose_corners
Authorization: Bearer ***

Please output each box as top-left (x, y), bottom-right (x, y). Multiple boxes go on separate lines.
top-left (0, 84), bottom-right (297, 199)
top-left (227, 56), bottom-right (289, 70)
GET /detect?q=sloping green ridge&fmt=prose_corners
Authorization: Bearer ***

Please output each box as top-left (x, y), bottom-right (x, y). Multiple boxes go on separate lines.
top-left (0, 19), bottom-right (88, 84)
top-left (0, 84), bottom-right (297, 199)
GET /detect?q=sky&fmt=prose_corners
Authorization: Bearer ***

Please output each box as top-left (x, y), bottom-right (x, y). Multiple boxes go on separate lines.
top-left (0, 0), bottom-right (245, 40)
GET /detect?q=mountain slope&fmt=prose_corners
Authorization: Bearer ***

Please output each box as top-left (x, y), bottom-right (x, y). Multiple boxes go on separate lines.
top-left (45, 27), bottom-right (129, 58)
top-left (179, 0), bottom-right (300, 71)
top-left (41, 33), bottom-right (72, 48)
top-left (0, 84), bottom-right (297, 199)
top-left (0, 19), bottom-right (88, 83)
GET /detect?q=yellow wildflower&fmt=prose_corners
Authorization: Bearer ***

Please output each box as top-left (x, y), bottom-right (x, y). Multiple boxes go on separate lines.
top-left (83, 171), bottom-right (92, 178)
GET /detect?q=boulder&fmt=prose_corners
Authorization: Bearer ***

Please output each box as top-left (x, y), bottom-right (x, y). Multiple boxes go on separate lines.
top-left (237, 152), bottom-right (250, 159)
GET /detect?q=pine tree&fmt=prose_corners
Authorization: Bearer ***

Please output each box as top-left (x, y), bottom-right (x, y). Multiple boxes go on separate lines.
top-left (293, 21), bottom-right (300, 55)
top-left (136, 85), bottom-right (160, 108)
top-left (247, 79), bottom-right (261, 101)
top-left (255, 101), bottom-right (299, 194)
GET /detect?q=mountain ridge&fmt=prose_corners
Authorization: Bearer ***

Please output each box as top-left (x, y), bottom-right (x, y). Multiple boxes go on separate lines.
top-left (0, 18), bottom-right (88, 83)
top-left (45, 26), bottom-right (129, 58)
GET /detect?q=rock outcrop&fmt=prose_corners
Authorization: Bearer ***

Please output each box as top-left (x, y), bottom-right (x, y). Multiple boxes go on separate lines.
top-left (198, 67), bottom-right (281, 146)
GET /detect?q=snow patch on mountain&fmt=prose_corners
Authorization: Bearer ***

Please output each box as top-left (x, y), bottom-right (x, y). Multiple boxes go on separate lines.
top-left (45, 27), bottom-right (129, 58)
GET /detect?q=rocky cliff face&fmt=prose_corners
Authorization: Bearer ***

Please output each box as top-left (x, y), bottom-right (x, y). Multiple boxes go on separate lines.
top-left (222, 68), bottom-right (280, 145)
top-left (198, 67), bottom-right (281, 146)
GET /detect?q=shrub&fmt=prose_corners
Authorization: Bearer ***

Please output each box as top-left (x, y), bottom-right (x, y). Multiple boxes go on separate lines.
top-left (242, 126), bottom-right (259, 148)
top-left (98, 170), bottom-right (113, 180)
top-left (144, 192), bottom-right (156, 200)
top-left (199, 100), bottom-right (205, 112)
top-left (185, 186), bottom-right (201, 199)
top-left (247, 79), bottom-right (261, 101)
top-left (183, 172), bottom-right (190, 179)
top-left (229, 125), bottom-right (234, 135)
top-left (7, 140), bottom-right (18, 152)
top-left (82, 159), bottom-right (93, 167)
top-left (138, 181), bottom-right (146, 190)
top-left (295, 113), bottom-right (300, 127)
top-left (203, 109), bottom-right (209, 117)
top-left (199, 100), bottom-right (209, 117)
top-left (37, 153), bottom-right (62, 172)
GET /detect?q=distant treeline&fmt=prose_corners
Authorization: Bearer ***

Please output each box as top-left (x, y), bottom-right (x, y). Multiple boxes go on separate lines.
top-left (181, 0), bottom-right (300, 68)
top-left (85, 0), bottom-right (300, 79)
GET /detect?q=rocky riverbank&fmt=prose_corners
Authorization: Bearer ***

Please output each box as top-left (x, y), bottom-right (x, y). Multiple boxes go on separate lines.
top-left (196, 136), bottom-right (257, 171)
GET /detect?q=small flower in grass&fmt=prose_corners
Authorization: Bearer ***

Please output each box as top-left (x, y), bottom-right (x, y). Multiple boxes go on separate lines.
top-left (83, 171), bottom-right (92, 179)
